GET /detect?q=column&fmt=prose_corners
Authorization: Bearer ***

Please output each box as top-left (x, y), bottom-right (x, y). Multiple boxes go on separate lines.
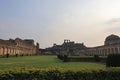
top-left (118, 47), bottom-right (120, 53)
top-left (115, 47), bottom-right (118, 53)
top-left (108, 48), bottom-right (110, 55)
top-left (0, 48), bottom-right (1, 55)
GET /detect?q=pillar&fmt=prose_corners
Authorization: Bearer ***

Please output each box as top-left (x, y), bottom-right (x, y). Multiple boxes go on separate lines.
top-left (115, 47), bottom-right (118, 53)
top-left (111, 48), bottom-right (114, 53)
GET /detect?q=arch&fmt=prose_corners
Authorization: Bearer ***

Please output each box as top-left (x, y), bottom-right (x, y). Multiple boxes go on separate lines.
top-left (10, 48), bottom-right (13, 54)
top-left (0, 47), bottom-right (4, 55)
top-left (115, 48), bottom-right (118, 53)
top-left (102, 49), bottom-right (104, 56)
top-left (14, 48), bottom-right (17, 54)
top-left (13, 48), bottom-right (16, 54)
top-left (108, 48), bottom-right (110, 54)
top-left (104, 49), bottom-right (107, 56)
top-left (4, 47), bottom-right (8, 54)
top-left (7, 48), bottom-right (10, 54)
top-left (111, 48), bottom-right (114, 53)
top-left (0, 47), bottom-right (2, 54)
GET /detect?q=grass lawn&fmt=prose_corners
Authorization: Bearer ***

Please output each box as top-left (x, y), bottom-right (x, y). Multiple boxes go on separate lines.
top-left (0, 56), bottom-right (105, 70)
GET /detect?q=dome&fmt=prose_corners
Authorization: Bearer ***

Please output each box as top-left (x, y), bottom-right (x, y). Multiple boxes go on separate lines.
top-left (105, 34), bottom-right (120, 41)
top-left (104, 34), bottom-right (120, 45)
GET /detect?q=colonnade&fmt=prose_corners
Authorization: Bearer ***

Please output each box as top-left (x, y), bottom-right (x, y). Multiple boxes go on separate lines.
top-left (0, 38), bottom-right (40, 55)
top-left (0, 47), bottom-right (36, 55)
top-left (85, 45), bottom-right (120, 56)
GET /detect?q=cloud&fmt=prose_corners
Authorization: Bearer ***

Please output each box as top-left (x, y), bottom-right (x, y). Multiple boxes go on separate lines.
top-left (105, 18), bottom-right (120, 28)
top-left (106, 27), bottom-right (120, 33)
top-left (106, 18), bottom-right (120, 25)
top-left (40, 13), bottom-right (107, 48)
top-left (103, 18), bottom-right (120, 36)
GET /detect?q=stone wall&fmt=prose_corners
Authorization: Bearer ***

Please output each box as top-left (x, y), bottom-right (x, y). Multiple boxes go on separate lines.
top-left (0, 38), bottom-right (39, 55)
top-left (85, 44), bottom-right (120, 56)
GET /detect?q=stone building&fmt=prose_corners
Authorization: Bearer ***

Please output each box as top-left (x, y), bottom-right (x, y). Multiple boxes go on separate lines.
top-left (42, 34), bottom-right (120, 56)
top-left (85, 34), bottom-right (120, 56)
top-left (0, 38), bottom-right (39, 55)
top-left (43, 39), bottom-right (87, 55)
top-left (4, 34), bottom-right (120, 56)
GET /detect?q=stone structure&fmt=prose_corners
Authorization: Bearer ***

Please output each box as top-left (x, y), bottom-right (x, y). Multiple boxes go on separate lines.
top-left (85, 34), bottom-right (120, 56)
top-left (43, 39), bottom-right (87, 55)
top-left (42, 34), bottom-right (120, 56)
top-left (0, 38), bottom-right (39, 55)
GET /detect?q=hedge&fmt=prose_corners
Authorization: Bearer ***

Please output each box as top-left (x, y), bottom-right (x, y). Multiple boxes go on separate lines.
top-left (0, 67), bottom-right (120, 80)
top-left (57, 55), bottom-right (69, 62)
top-left (64, 56), bottom-right (106, 63)
top-left (106, 54), bottom-right (120, 67)
top-left (0, 54), bottom-right (34, 58)
top-left (68, 56), bottom-right (94, 62)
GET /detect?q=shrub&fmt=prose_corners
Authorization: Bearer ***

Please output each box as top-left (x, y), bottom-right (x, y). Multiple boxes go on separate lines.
top-left (21, 54), bottom-right (23, 56)
top-left (0, 67), bottom-right (120, 80)
top-left (68, 56), bottom-right (94, 62)
top-left (57, 55), bottom-right (61, 59)
top-left (57, 55), bottom-right (107, 63)
top-left (63, 55), bottom-right (68, 62)
top-left (94, 55), bottom-right (100, 62)
top-left (57, 55), bottom-right (64, 60)
top-left (15, 54), bottom-right (18, 57)
top-left (106, 53), bottom-right (120, 67)
top-left (6, 53), bottom-right (9, 58)
top-left (57, 55), bottom-right (69, 62)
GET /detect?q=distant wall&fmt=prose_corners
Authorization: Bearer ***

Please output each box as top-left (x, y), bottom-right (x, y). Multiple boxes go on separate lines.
top-left (0, 38), bottom-right (39, 55)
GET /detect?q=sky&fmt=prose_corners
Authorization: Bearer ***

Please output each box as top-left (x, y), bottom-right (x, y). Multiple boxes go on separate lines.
top-left (0, 0), bottom-right (120, 48)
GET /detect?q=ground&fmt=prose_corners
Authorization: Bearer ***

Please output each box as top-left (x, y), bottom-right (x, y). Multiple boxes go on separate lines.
top-left (0, 56), bottom-right (105, 70)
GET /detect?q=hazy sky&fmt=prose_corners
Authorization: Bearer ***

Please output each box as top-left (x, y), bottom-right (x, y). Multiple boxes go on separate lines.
top-left (0, 0), bottom-right (120, 48)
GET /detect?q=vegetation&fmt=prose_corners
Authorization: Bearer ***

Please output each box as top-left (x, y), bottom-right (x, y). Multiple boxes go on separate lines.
top-left (6, 53), bottom-right (9, 58)
top-left (58, 55), bottom-right (107, 63)
top-left (106, 53), bottom-right (120, 67)
top-left (57, 55), bottom-right (63, 60)
top-left (0, 67), bottom-right (120, 80)
top-left (0, 55), bottom-right (120, 79)
top-left (0, 56), bottom-right (105, 70)
top-left (63, 55), bottom-right (69, 62)
top-left (94, 55), bottom-right (100, 62)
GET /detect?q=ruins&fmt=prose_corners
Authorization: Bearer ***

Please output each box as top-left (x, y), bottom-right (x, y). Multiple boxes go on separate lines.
top-left (1, 34), bottom-right (120, 56)
top-left (86, 34), bottom-right (120, 56)
top-left (0, 38), bottom-right (39, 55)
top-left (42, 39), bottom-right (87, 55)
top-left (42, 34), bottom-right (120, 56)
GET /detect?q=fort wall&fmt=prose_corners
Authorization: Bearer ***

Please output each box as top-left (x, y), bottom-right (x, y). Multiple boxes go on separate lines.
top-left (0, 38), bottom-right (39, 55)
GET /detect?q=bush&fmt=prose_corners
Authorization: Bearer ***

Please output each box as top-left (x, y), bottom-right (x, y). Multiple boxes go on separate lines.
top-left (15, 54), bottom-right (18, 57)
top-left (63, 55), bottom-right (68, 62)
top-left (106, 53), bottom-right (120, 67)
top-left (0, 67), bottom-right (120, 80)
top-left (6, 53), bottom-right (9, 58)
top-left (68, 56), bottom-right (95, 62)
top-left (21, 54), bottom-right (23, 56)
top-left (57, 55), bottom-right (107, 63)
top-left (57, 55), bottom-right (64, 60)
top-left (57, 55), bottom-right (69, 62)
top-left (94, 55), bottom-right (100, 62)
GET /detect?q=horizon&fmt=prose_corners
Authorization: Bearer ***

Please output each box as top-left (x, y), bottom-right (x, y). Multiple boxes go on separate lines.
top-left (0, 0), bottom-right (120, 48)
top-left (0, 34), bottom-right (117, 49)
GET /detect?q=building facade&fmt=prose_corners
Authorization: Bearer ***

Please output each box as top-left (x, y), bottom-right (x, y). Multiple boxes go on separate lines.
top-left (42, 39), bottom-right (87, 55)
top-left (85, 34), bottom-right (120, 56)
top-left (0, 38), bottom-right (39, 55)
top-left (42, 34), bottom-right (120, 56)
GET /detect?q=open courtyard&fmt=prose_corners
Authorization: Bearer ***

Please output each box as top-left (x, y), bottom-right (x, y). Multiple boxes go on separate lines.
top-left (0, 56), bottom-right (105, 70)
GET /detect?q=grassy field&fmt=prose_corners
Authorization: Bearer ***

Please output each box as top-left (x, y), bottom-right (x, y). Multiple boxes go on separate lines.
top-left (0, 56), bottom-right (105, 70)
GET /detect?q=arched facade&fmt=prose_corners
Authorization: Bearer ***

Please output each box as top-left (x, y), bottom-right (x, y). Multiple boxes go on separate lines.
top-left (85, 34), bottom-right (120, 56)
top-left (0, 38), bottom-right (39, 55)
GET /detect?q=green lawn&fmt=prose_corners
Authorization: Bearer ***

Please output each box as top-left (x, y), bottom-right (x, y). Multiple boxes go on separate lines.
top-left (0, 56), bottom-right (105, 70)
